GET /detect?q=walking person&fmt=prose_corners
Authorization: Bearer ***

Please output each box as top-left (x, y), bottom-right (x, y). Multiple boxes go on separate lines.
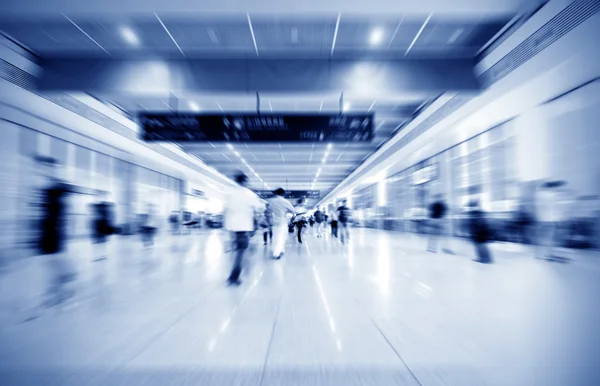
top-left (337, 200), bottom-right (352, 244)
top-left (263, 203), bottom-right (274, 245)
top-left (314, 206), bottom-right (325, 238)
top-left (467, 200), bottom-right (493, 264)
top-left (330, 210), bottom-right (339, 238)
top-left (224, 173), bottom-right (261, 286)
top-left (91, 192), bottom-right (116, 262)
top-left (35, 156), bottom-right (96, 307)
top-left (293, 199), bottom-right (308, 244)
top-left (267, 188), bottom-right (296, 259)
top-left (427, 194), bottom-right (454, 254)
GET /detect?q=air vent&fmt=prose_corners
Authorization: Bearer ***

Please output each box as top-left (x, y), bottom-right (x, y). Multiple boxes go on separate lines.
top-left (0, 59), bottom-right (37, 90)
top-left (0, 58), bottom-right (135, 140)
top-left (479, 0), bottom-right (600, 88)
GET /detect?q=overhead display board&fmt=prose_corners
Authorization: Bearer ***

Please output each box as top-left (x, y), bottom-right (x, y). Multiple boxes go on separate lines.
top-left (139, 113), bottom-right (374, 143)
top-left (255, 190), bottom-right (320, 200)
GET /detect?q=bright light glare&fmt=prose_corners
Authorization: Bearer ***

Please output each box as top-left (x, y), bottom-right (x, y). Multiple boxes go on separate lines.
top-left (189, 102), bottom-right (199, 111)
top-left (343, 102), bottom-right (351, 111)
top-left (370, 28), bottom-right (384, 46)
top-left (120, 26), bottom-right (140, 46)
top-left (327, 143), bottom-right (333, 150)
top-left (227, 143), bottom-right (234, 150)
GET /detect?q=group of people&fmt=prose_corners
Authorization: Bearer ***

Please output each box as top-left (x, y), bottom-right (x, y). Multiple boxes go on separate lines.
top-left (223, 173), bottom-right (353, 286)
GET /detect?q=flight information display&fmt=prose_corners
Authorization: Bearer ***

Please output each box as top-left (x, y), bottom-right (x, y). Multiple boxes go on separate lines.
top-left (139, 113), bottom-right (374, 143)
top-left (255, 190), bottom-right (320, 200)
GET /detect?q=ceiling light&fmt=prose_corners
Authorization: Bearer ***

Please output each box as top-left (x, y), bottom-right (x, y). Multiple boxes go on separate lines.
top-left (343, 102), bottom-right (351, 112)
top-left (120, 26), bottom-right (140, 46)
top-left (370, 27), bottom-right (384, 46)
top-left (448, 28), bottom-right (464, 44)
top-left (327, 143), bottom-right (333, 150)
top-left (189, 102), bottom-right (199, 111)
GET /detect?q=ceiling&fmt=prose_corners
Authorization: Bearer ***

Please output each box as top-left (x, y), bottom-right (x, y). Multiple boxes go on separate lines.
top-left (0, 12), bottom-right (515, 205)
top-left (0, 14), bottom-right (511, 59)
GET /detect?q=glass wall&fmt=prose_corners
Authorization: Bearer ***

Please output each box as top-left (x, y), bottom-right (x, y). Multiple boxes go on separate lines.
top-left (355, 121), bottom-right (517, 237)
top-left (16, 127), bottom-right (183, 243)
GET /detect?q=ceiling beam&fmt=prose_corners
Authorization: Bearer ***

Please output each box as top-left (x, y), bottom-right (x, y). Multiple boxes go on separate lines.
top-left (37, 58), bottom-right (480, 94)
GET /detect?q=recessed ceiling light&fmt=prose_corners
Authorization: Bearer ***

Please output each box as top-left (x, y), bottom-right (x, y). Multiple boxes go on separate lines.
top-left (370, 27), bottom-right (384, 46)
top-left (207, 28), bottom-right (219, 44)
top-left (448, 28), bottom-right (464, 44)
top-left (189, 102), bottom-right (200, 111)
top-left (120, 26), bottom-right (140, 46)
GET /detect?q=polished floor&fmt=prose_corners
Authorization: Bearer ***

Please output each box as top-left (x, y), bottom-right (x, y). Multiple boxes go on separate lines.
top-left (1, 228), bottom-right (599, 385)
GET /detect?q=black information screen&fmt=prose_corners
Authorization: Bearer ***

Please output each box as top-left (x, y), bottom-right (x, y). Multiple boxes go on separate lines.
top-left (255, 190), bottom-right (320, 200)
top-left (139, 113), bottom-right (374, 143)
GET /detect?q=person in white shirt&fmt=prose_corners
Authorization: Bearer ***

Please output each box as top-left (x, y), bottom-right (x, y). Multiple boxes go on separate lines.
top-left (293, 199), bottom-right (308, 243)
top-left (267, 188), bottom-right (296, 259)
top-left (224, 173), bottom-right (261, 285)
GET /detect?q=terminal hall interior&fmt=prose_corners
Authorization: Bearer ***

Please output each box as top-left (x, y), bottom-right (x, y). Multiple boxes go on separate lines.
top-left (1, 0), bottom-right (600, 385)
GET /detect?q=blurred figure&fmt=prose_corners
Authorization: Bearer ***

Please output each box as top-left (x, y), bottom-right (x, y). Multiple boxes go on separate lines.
top-left (427, 194), bottom-right (454, 254)
top-left (314, 206), bottom-right (325, 238)
top-left (330, 209), bottom-right (339, 238)
top-left (267, 188), bottom-right (296, 259)
top-left (535, 180), bottom-right (567, 260)
top-left (169, 211), bottom-right (180, 235)
top-left (467, 200), bottom-right (493, 264)
top-left (35, 156), bottom-right (94, 306)
top-left (224, 173), bottom-right (261, 286)
top-left (262, 203), bottom-right (274, 246)
top-left (514, 203), bottom-right (534, 244)
top-left (337, 200), bottom-right (352, 244)
top-left (91, 192), bottom-right (116, 262)
top-left (293, 199), bottom-right (308, 244)
top-left (139, 204), bottom-right (157, 248)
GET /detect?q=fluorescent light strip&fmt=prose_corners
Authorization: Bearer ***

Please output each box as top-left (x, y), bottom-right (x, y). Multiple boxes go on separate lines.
top-left (155, 12), bottom-right (185, 56)
top-left (247, 13), bottom-right (259, 56)
top-left (368, 101), bottom-right (377, 112)
top-left (405, 13), bottom-right (432, 56)
top-left (62, 14), bottom-right (110, 56)
top-left (330, 13), bottom-right (341, 56)
top-left (388, 17), bottom-right (404, 48)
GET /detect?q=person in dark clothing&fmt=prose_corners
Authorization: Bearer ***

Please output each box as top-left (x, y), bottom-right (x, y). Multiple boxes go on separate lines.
top-left (467, 200), bottom-right (493, 264)
top-left (91, 195), bottom-right (116, 262)
top-left (35, 156), bottom-right (97, 306)
top-left (314, 207), bottom-right (325, 238)
top-left (427, 195), bottom-right (454, 254)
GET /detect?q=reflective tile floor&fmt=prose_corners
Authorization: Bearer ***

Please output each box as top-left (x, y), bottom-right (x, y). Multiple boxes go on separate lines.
top-left (1, 228), bottom-right (600, 385)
